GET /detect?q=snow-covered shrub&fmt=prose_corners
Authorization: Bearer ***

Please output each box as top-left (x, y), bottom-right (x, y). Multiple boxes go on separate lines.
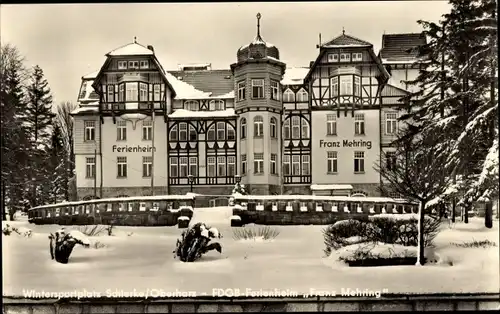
top-left (2, 224), bottom-right (13, 236)
top-left (336, 242), bottom-right (417, 263)
top-left (13, 227), bottom-right (32, 238)
top-left (91, 241), bottom-right (107, 249)
top-left (49, 228), bottom-right (91, 264)
top-left (232, 182), bottom-right (247, 196)
top-left (450, 239), bottom-right (497, 248)
top-left (77, 225), bottom-right (106, 237)
top-left (323, 219), bottom-right (370, 255)
top-left (232, 226), bottom-right (280, 241)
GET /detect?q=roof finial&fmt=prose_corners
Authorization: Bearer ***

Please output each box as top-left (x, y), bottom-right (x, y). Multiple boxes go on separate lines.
top-left (134, 36), bottom-right (137, 43)
top-left (342, 27), bottom-right (345, 35)
top-left (256, 13), bottom-right (263, 41)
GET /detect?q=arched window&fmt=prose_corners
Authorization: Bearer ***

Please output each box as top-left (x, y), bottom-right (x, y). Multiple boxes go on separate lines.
top-left (185, 100), bottom-right (199, 111)
top-left (301, 118), bottom-right (310, 139)
top-left (283, 89), bottom-right (295, 103)
top-left (227, 124), bottom-right (235, 140)
top-left (209, 100), bottom-right (224, 111)
top-left (240, 118), bottom-right (247, 139)
top-left (254, 116), bottom-right (263, 137)
top-left (351, 191), bottom-right (367, 197)
top-left (297, 89), bottom-right (308, 102)
top-left (283, 119), bottom-right (290, 140)
top-left (270, 117), bottom-right (277, 138)
top-left (207, 124), bottom-right (216, 141)
top-left (169, 125), bottom-right (178, 141)
top-left (189, 124), bottom-right (197, 141)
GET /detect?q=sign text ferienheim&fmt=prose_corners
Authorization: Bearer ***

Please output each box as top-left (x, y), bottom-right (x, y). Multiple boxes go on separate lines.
top-left (112, 145), bottom-right (156, 153)
top-left (319, 139), bottom-right (372, 149)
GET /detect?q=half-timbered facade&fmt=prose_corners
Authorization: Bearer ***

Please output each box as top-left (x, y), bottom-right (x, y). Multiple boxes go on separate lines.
top-left (71, 16), bottom-right (425, 199)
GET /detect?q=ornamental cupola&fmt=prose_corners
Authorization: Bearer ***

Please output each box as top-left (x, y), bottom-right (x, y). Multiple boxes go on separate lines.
top-left (236, 13), bottom-right (280, 62)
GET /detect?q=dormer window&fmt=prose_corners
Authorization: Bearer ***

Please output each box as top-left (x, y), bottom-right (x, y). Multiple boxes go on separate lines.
top-left (140, 60), bottom-right (149, 69)
top-left (128, 61), bottom-right (139, 69)
top-left (352, 53), bottom-right (363, 62)
top-left (327, 54), bottom-right (339, 63)
top-left (340, 53), bottom-right (351, 62)
top-left (118, 61), bottom-right (127, 70)
top-left (185, 100), bottom-right (199, 111)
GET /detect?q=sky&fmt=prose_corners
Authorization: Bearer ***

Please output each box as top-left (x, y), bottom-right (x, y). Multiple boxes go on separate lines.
top-left (1, 1), bottom-right (451, 105)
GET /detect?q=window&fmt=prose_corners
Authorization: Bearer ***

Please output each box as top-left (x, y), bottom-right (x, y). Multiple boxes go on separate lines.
top-left (153, 84), bottom-right (161, 101)
top-left (169, 125), bottom-right (178, 141)
top-left (254, 116), bottom-right (264, 137)
top-left (354, 113), bottom-right (365, 135)
top-left (352, 53), bottom-right (363, 62)
top-left (254, 153), bottom-right (264, 174)
top-left (128, 61), bottom-right (139, 69)
top-left (252, 79), bottom-right (264, 99)
top-left (340, 76), bottom-right (353, 95)
top-left (354, 76), bottom-right (360, 96)
top-left (301, 119), bottom-right (309, 139)
top-left (209, 100), bottom-right (224, 110)
top-left (84, 121), bottom-right (95, 141)
top-left (327, 54), bottom-right (339, 62)
top-left (386, 112), bottom-right (398, 135)
top-left (241, 155), bottom-right (247, 174)
top-left (271, 80), bottom-right (280, 100)
top-left (217, 122), bottom-right (225, 141)
top-left (283, 89), bottom-right (295, 102)
top-left (331, 77), bottom-right (338, 97)
top-left (283, 119), bottom-right (290, 140)
top-left (354, 151), bottom-right (365, 173)
top-left (118, 61), bottom-right (127, 69)
top-left (283, 155), bottom-right (290, 175)
top-left (126, 82), bottom-right (138, 101)
top-left (291, 116), bottom-right (300, 139)
top-left (386, 151), bottom-right (397, 171)
top-left (185, 100), bottom-right (198, 111)
top-left (179, 123), bottom-right (187, 141)
top-left (207, 125), bottom-right (215, 141)
top-left (327, 151), bottom-right (338, 174)
top-left (292, 155), bottom-right (300, 175)
top-left (139, 83), bottom-right (148, 101)
top-left (240, 118), bottom-right (247, 139)
top-left (142, 120), bottom-right (152, 140)
top-left (227, 156), bottom-right (235, 177)
top-left (302, 155), bottom-right (310, 176)
top-left (140, 60), bottom-right (149, 69)
top-left (326, 114), bottom-right (337, 135)
top-left (170, 157), bottom-right (178, 177)
top-left (217, 156), bottom-right (226, 176)
top-left (86, 157), bottom-right (95, 178)
top-left (237, 81), bottom-right (246, 101)
top-left (117, 121), bottom-right (127, 141)
top-left (340, 53), bottom-right (351, 62)
top-left (227, 125), bottom-right (235, 140)
top-left (189, 157), bottom-right (197, 176)
top-left (270, 117), bottom-right (277, 138)
top-left (270, 154), bottom-right (277, 175)
top-left (143, 156), bottom-right (152, 177)
top-left (107, 85), bottom-right (114, 102)
top-left (117, 157), bottom-right (127, 178)
top-left (118, 84), bottom-right (125, 102)
top-left (207, 157), bottom-right (216, 177)
top-left (189, 124), bottom-right (197, 141)
top-left (180, 157), bottom-right (188, 177)
top-left (297, 89), bottom-right (308, 102)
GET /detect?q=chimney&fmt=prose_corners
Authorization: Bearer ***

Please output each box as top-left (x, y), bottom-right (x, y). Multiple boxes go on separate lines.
top-left (147, 45), bottom-right (155, 53)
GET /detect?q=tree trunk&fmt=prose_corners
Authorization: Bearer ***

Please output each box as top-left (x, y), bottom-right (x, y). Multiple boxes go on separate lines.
top-left (451, 198), bottom-right (456, 223)
top-left (464, 202), bottom-right (469, 224)
top-left (485, 201), bottom-right (493, 228)
top-left (417, 201), bottom-right (426, 266)
top-left (1, 181), bottom-right (7, 221)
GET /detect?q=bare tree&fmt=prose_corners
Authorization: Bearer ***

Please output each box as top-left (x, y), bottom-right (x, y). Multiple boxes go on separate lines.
top-left (56, 101), bottom-right (78, 201)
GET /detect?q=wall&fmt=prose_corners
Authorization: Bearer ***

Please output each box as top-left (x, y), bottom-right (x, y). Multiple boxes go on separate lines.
top-left (311, 109), bottom-right (380, 186)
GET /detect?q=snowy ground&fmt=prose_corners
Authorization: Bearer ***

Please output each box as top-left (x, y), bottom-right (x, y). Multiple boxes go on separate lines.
top-left (2, 207), bottom-right (499, 297)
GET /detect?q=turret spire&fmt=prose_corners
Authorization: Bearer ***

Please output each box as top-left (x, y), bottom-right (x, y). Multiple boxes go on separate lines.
top-left (255, 13), bottom-right (263, 42)
top-left (134, 36), bottom-right (137, 43)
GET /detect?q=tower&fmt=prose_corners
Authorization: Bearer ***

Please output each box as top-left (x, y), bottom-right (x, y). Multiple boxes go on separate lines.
top-left (230, 13), bottom-right (286, 195)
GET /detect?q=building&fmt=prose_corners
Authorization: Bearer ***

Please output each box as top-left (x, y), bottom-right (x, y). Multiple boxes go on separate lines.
top-left (71, 14), bottom-right (426, 200)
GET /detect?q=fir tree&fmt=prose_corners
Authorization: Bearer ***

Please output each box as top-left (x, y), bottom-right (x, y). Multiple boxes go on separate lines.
top-left (46, 122), bottom-right (67, 203)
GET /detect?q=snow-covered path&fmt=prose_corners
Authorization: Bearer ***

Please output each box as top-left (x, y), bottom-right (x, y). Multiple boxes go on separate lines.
top-left (2, 210), bottom-right (499, 297)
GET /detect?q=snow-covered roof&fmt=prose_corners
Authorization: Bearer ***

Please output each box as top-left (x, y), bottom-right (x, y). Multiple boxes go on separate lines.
top-left (211, 90), bottom-right (235, 99)
top-left (163, 71), bottom-right (212, 100)
top-left (232, 194), bottom-right (416, 204)
top-left (82, 71), bottom-right (99, 79)
top-left (168, 109), bottom-right (237, 119)
top-left (106, 42), bottom-right (154, 56)
top-left (30, 194), bottom-right (195, 210)
top-left (281, 67), bottom-right (310, 85)
top-left (239, 39), bottom-right (276, 51)
top-left (321, 33), bottom-right (373, 48)
top-left (178, 63), bottom-right (212, 71)
top-left (310, 184), bottom-right (354, 191)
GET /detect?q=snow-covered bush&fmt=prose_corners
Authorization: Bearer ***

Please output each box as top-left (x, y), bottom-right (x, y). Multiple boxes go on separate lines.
top-left (450, 239), bottom-right (497, 248)
top-left (91, 241), bottom-right (107, 249)
top-left (232, 226), bottom-right (280, 241)
top-left (335, 242), bottom-right (417, 263)
top-left (323, 219), bottom-right (370, 255)
top-left (13, 227), bottom-right (32, 238)
top-left (49, 228), bottom-right (91, 264)
top-left (2, 224), bottom-right (14, 236)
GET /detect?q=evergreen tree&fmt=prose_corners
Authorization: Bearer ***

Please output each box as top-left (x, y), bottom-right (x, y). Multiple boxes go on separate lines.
top-left (0, 44), bottom-right (30, 219)
top-left (56, 101), bottom-right (78, 201)
top-left (24, 65), bottom-right (55, 207)
top-left (46, 122), bottom-right (67, 203)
